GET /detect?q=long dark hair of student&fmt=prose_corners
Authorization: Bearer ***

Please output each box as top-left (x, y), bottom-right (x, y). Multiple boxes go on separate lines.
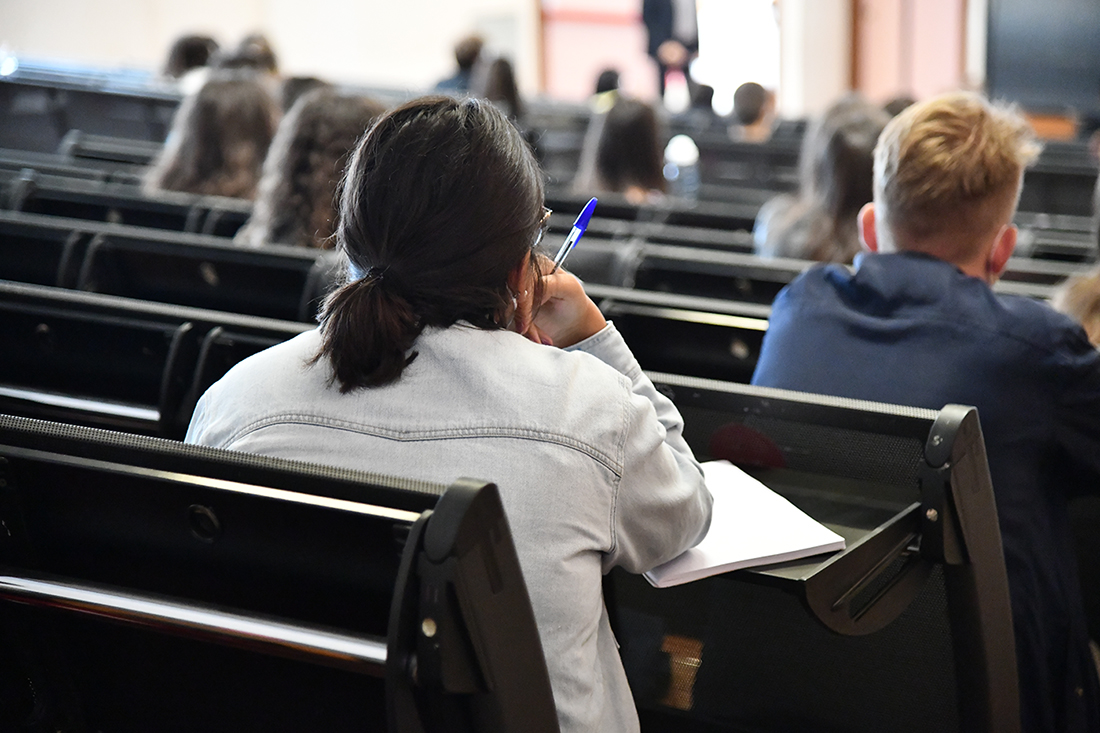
top-left (471, 57), bottom-right (524, 121)
top-left (237, 89), bottom-right (386, 248)
top-left (596, 97), bottom-right (667, 195)
top-left (144, 72), bottom-right (279, 199)
top-left (760, 96), bottom-right (887, 263)
top-left (800, 102), bottom-right (886, 261)
top-left (315, 96), bottom-right (546, 392)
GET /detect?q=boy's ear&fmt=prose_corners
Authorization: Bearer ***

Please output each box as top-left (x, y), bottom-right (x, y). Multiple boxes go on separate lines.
top-left (987, 224), bottom-right (1017, 281)
top-left (858, 203), bottom-right (879, 252)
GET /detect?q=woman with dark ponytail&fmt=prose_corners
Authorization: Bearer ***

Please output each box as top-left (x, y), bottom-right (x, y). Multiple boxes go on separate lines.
top-left (187, 96), bottom-right (712, 733)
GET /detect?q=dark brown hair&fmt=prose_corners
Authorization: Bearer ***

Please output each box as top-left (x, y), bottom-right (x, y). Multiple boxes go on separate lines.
top-left (144, 72), bottom-right (279, 199)
top-left (595, 69), bottom-right (620, 95)
top-left (236, 89), bottom-right (385, 248)
top-left (471, 57), bottom-right (523, 121)
top-left (454, 35), bottom-right (484, 71)
top-left (595, 97), bottom-right (667, 195)
top-left (769, 96), bottom-right (888, 263)
top-left (804, 104), bottom-right (886, 260)
top-left (214, 32), bottom-right (279, 74)
top-left (315, 96), bottom-right (546, 391)
top-left (733, 82), bottom-right (767, 125)
top-left (278, 76), bottom-right (330, 113)
top-left (163, 34), bottom-right (219, 78)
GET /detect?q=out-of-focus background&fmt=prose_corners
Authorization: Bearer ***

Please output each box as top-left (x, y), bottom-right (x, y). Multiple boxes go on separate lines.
top-left (3, 0), bottom-right (1094, 121)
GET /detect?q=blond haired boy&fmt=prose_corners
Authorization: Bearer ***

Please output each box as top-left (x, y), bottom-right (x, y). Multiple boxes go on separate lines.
top-left (753, 92), bottom-right (1100, 733)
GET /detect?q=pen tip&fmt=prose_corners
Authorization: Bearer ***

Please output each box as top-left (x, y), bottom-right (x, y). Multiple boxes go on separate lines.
top-left (577, 197), bottom-right (598, 228)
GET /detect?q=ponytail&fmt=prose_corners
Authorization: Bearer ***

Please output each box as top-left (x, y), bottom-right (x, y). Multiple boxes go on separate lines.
top-left (313, 274), bottom-right (423, 392)
top-left (312, 96), bottom-right (545, 392)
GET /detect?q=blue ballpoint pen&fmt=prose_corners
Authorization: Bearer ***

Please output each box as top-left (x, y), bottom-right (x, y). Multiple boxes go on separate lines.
top-left (551, 197), bottom-right (598, 273)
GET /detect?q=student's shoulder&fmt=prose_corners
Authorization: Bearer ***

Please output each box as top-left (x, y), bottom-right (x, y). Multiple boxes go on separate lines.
top-left (773, 261), bottom-right (851, 305)
top-left (206, 329), bottom-right (323, 396)
top-left (429, 324), bottom-right (632, 397)
top-left (520, 326), bottom-right (636, 398)
top-left (996, 291), bottom-right (1075, 334)
top-left (993, 292), bottom-right (1097, 360)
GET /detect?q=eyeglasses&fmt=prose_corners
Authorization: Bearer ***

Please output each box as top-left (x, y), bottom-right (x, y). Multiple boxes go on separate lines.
top-left (533, 207), bottom-right (552, 249)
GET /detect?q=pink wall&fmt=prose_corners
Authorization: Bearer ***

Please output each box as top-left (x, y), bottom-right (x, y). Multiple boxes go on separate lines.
top-left (910, 0), bottom-right (966, 98)
top-left (541, 4), bottom-right (659, 102)
top-left (854, 0), bottom-right (966, 104)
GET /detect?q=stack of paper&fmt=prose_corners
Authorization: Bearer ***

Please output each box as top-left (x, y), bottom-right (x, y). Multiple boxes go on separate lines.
top-left (645, 460), bottom-right (846, 588)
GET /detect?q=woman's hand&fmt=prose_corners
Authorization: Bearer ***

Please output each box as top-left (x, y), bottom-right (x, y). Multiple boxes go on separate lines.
top-left (509, 254), bottom-right (605, 347)
top-left (517, 261), bottom-right (606, 348)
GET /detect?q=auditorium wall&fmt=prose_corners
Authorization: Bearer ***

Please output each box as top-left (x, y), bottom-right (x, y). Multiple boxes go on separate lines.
top-left (0, 0), bottom-right (982, 114)
top-left (0, 0), bottom-right (542, 93)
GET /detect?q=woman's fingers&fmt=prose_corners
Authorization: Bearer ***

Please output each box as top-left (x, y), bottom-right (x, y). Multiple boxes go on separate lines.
top-left (524, 321), bottom-right (553, 346)
top-left (532, 270), bottom-right (606, 348)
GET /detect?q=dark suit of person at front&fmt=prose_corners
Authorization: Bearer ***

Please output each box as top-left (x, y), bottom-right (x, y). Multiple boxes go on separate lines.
top-left (752, 92), bottom-right (1100, 733)
top-left (642, 0), bottom-right (698, 96)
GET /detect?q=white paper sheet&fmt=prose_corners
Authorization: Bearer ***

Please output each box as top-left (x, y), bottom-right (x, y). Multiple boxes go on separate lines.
top-left (644, 460), bottom-right (846, 588)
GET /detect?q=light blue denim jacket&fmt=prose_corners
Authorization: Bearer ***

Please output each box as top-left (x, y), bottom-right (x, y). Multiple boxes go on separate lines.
top-left (186, 322), bottom-right (712, 732)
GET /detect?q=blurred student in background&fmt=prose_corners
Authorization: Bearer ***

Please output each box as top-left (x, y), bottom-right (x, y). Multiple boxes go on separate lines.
top-left (1052, 173), bottom-right (1100, 347)
top-left (144, 72), bottom-right (280, 200)
top-left (163, 34), bottom-right (219, 80)
top-left (471, 56), bottom-right (523, 123)
top-left (277, 75), bottom-right (329, 114)
top-left (574, 97), bottom-right (667, 205)
top-left (1053, 269), bottom-right (1100, 346)
top-left (883, 94), bottom-right (917, 118)
top-left (753, 95), bottom-right (888, 263)
top-left (729, 82), bottom-right (776, 142)
top-left (435, 33), bottom-right (484, 94)
top-left (595, 68), bottom-right (621, 96)
top-left (236, 89), bottom-right (386, 248)
top-left (214, 32), bottom-right (279, 75)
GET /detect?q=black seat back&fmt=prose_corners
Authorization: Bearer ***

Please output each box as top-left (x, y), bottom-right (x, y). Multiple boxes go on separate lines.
top-left (609, 375), bottom-right (1018, 733)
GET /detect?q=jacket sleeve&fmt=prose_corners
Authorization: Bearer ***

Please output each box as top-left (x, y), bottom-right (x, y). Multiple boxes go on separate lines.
top-left (184, 391), bottom-right (213, 444)
top-left (1054, 328), bottom-right (1100, 489)
top-left (184, 384), bottom-right (235, 449)
top-left (569, 322), bottom-right (713, 573)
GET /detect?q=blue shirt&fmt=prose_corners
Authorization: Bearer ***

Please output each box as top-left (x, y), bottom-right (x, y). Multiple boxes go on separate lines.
top-left (753, 251), bottom-right (1100, 733)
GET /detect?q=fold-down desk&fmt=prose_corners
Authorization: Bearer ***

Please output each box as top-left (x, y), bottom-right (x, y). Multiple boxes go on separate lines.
top-left (608, 374), bottom-right (1018, 733)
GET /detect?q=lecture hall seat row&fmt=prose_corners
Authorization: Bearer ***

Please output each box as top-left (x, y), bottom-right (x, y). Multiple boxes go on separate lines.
top-left (0, 70), bottom-right (179, 153)
top-left (1, 258), bottom-right (1051, 430)
top-left (0, 160), bottom-right (768, 246)
top-left (0, 412), bottom-right (558, 732)
top-left (1, 167), bottom-right (252, 236)
top-left (0, 279), bottom-right (310, 438)
top-left (0, 360), bottom-right (1024, 732)
top-left (0, 210), bottom-right (1084, 402)
top-left (0, 209), bottom-right (335, 322)
top-left (613, 373), bottom-right (1019, 733)
top-left (3, 148), bottom-right (1091, 267)
top-left (0, 277), bottom-right (768, 434)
